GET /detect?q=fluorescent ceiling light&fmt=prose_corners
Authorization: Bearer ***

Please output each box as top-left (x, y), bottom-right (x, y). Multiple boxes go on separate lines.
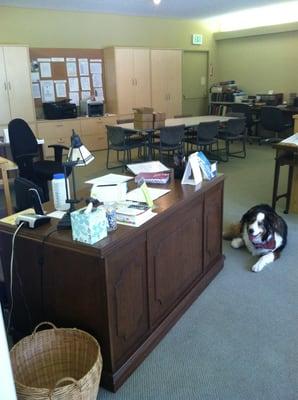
top-left (205, 1), bottom-right (298, 32)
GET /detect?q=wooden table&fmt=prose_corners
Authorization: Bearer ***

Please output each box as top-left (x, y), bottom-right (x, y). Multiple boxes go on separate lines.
top-left (0, 156), bottom-right (17, 215)
top-left (273, 136), bottom-right (298, 213)
top-left (0, 175), bottom-right (224, 392)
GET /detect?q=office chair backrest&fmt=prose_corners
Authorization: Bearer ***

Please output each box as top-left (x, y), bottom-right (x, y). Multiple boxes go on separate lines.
top-left (260, 106), bottom-right (285, 132)
top-left (8, 118), bottom-right (38, 162)
top-left (159, 125), bottom-right (185, 145)
top-left (231, 103), bottom-right (254, 125)
top-left (224, 117), bottom-right (246, 136)
top-left (293, 97), bottom-right (298, 107)
top-left (106, 126), bottom-right (126, 146)
top-left (14, 177), bottom-right (45, 212)
top-left (196, 121), bottom-right (219, 140)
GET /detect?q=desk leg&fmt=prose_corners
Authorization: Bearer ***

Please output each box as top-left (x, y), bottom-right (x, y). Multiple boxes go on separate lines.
top-left (1, 167), bottom-right (13, 215)
top-left (289, 165), bottom-right (298, 213)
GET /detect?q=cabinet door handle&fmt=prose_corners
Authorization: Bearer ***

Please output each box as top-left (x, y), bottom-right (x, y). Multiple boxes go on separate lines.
top-left (4, 82), bottom-right (7, 90)
top-left (8, 82), bottom-right (11, 90)
top-left (131, 78), bottom-right (134, 86)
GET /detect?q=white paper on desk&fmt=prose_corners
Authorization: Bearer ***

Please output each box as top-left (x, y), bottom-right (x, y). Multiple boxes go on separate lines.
top-left (125, 187), bottom-right (170, 202)
top-left (80, 76), bottom-right (91, 91)
top-left (32, 83), bottom-right (41, 99)
top-left (31, 72), bottom-right (40, 82)
top-left (47, 210), bottom-right (66, 219)
top-left (281, 133), bottom-right (298, 145)
top-left (40, 80), bottom-right (55, 102)
top-left (85, 173), bottom-right (133, 185)
top-left (79, 58), bottom-right (89, 76)
top-left (127, 161), bottom-right (170, 175)
top-left (68, 77), bottom-right (79, 92)
top-left (40, 62), bottom-right (52, 78)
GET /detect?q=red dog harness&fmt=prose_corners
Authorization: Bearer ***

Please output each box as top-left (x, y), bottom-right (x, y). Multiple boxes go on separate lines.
top-left (249, 234), bottom-right (276, 250)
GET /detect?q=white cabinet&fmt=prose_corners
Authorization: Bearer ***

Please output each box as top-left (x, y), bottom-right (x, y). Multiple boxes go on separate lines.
top-left (104, 47), bottom-right (151, 115)
top-left (0, 46), bottom-right (35, 125)
top-left (151, 49), bottom-right (182, 118)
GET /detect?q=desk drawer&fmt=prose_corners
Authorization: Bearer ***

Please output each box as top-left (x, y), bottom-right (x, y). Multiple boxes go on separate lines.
top-left (82, 135), bottom-right (107, 151)
top-left (37, 120), bottom-right (81, 140)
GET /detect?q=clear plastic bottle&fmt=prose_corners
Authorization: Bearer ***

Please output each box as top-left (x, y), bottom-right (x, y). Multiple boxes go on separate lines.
top-left (51, 173), bottom-right (70, 211)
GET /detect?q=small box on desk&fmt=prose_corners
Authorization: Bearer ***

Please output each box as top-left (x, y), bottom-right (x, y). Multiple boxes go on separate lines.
top-left (153, 112), bottom-right (166, 129)
top-left (70, 206), bottom-right (107, 245)
top-left (133, 107), bottom-right (154, 130)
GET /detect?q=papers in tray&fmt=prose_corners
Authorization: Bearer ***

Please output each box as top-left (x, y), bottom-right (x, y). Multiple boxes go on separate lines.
top-left (127, 161), bottom-right (170, 175)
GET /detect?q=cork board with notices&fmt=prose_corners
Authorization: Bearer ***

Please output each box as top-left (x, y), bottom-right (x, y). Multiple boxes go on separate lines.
top-left (29, 48), bottom-right (104, 119)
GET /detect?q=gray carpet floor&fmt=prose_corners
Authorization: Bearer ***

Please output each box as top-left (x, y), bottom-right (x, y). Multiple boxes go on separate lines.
top-left (84, 144), bottom-right (298, 400)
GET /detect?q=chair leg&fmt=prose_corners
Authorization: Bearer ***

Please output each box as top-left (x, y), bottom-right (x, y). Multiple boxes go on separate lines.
top-left (284, 165), bottom-right (294, 214)
top-left (272, 160), bottom-right (280, 210)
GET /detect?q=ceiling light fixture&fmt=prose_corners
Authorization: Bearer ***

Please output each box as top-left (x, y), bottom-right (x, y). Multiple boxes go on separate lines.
top-left (153, 0), bottom-right (161, 5)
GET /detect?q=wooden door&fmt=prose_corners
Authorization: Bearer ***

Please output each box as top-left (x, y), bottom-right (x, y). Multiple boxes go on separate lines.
top-left (133, 48), bottom-right (151, 109)
top-left (0, 48), bottom-right (11, 125)
top-left (165, 50), bottom-right (182, 118)
top-left (182, 51), bottom-right (208, 116)
top-left (4, 47), bottom-right (35, 122)
top-left (147, 199), bottom-right (204, 327)
top-left (151, 49), bottom-right (168, 114)
top-left (115, 48), bottom-right (134, 114)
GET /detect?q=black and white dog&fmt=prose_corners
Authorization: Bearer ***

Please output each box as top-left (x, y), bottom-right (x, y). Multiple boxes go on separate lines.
top-left (224, 204), bottom-right (288, 272)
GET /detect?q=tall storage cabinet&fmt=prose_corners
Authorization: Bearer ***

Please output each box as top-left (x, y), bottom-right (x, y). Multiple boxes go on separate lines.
top-left (104, 47), bottom-right (151, 115)
top-left (0, 46), bottom-right (35, 126)
top-left (151, 49), bottom-right (182, 118)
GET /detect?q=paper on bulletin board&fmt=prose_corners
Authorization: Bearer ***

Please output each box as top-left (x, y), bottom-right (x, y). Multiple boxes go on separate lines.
top-left (68, 77), bottom-right (79, 92)
top-left (69, 92), bottom-right (79, 106)
top-left (92, 73), bottom-right (102, 88)
top-left (40, 80), bottom-right (55, 102)
top-left (78, 58), bottom-right (89, 76)
top-left (66, 61), bottom-right (77, 77)
top-left (90, 61), bottom-right (102, 75)
top-left (55, 81), bottom-right (67, 98)
top-left (94, 87), bottom-right (104, 101)
top-left (31, 72), bottom-right (40, 82)
top-left (32, 83), bottom-right (41, 99)
top-left (81, 91), bottom-right (91, 100)
top-left (80, 76), bottom-right (90, 91)
top-left (40, 62), bottom-right (52, 78)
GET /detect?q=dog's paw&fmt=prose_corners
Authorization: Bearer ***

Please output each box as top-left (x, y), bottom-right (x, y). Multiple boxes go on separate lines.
top-left (251, 253), bottom-right (275, 272)
top-left (231, 237), bottom-right (244, 249)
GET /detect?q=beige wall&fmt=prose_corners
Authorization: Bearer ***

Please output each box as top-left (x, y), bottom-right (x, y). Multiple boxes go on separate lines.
top-left (216, 29), bottom-right (298, 102)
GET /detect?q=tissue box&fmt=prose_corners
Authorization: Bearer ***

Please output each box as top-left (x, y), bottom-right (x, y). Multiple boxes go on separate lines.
top-left (70, 206), bottom-right (107, 245)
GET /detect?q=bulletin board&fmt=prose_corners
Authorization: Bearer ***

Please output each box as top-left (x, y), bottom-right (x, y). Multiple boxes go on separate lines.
top-left (29, 48), bottom-right (104, 119)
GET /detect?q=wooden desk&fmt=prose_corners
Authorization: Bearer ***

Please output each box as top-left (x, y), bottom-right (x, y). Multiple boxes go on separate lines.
top-left (0, 176), bottom-right (224, 392)
top-left (0, 156), bottom-right (17, 215)
top-left (273, 137), bottom-right (298, 213)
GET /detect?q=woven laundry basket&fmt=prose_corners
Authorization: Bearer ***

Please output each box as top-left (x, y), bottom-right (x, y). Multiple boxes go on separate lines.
top-left (10, 322), bottom-right (102, 400)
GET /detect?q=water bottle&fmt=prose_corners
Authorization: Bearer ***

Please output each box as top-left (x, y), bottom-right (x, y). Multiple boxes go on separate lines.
top-left (51, 173), bottom-right (70, 211)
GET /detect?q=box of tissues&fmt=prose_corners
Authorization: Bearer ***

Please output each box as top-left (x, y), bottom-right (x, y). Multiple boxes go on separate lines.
top-left (70, 205), bottom-right (107, 245)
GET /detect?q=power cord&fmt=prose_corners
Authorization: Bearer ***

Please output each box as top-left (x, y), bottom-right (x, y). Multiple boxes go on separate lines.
top-left (6, 222), bottom-right (25, 334)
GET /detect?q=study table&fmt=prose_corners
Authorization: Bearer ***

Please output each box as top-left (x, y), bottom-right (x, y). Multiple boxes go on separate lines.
top-left (0, 175), bottom-right (224, 392)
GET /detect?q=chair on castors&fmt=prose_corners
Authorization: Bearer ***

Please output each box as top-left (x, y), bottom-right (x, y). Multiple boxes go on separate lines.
top-left (272, 151), bottom-right (298, 213)
top-left (8, 118), bottom-right (70, 201)
top-left (259, 107), bottom-right (292, 144)
top-left (217, 115), bottom-right (247, 162)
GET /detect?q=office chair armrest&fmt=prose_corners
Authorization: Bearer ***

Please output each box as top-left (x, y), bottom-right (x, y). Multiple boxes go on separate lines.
top-left (48, 144), bottom-right (69, 163)
top-left (15, 152), bottom-right (38, 161)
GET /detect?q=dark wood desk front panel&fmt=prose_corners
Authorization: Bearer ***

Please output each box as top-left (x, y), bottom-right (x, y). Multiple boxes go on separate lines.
top-left (0, 176), bottom-right (224, 392)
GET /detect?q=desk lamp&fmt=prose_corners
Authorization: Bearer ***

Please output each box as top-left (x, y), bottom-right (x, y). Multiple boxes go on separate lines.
top-left (57, 130), bottom-right (94, 230)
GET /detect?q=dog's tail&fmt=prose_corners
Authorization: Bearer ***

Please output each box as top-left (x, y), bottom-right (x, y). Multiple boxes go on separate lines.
top-left (222, 223), bottom-right (241, 240)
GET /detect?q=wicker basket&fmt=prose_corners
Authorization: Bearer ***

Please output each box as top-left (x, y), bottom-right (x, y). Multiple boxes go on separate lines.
top-left (10, 322), bottom-right (102, 400)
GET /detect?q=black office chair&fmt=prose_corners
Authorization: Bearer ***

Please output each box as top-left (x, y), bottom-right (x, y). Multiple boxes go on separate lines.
top-left (259, 107), bottom-right (292, 144)
top-left (184, 121), bottom-right (219, 158)
top-left (14, 176), bottom-right (46, 212)
top-left (106, 125), bottom-right (146, 169)
top-left (217, 116), bottom-right (247, 162)
top-left (231, 103), bottom-right (260, 143)
top-left (148, 124), bottom-right (185, 163)
top-left (8, 118), bottom-right (69, 201)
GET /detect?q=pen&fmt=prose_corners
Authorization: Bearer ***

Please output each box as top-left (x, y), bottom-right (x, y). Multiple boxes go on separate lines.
top-left (96, 184), bottom-right (118, 187)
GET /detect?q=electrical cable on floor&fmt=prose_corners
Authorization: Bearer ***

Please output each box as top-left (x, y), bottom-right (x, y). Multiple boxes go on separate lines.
top-left (7, 222), bottom-right (25, 335)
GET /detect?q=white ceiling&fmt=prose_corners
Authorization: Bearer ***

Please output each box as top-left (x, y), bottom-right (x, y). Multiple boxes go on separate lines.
top-left (0, 0), bottom-right (295, 19)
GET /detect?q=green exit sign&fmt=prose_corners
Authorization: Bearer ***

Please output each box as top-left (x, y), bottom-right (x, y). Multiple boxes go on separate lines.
top-left (192, 34), bottom-right (203, 45)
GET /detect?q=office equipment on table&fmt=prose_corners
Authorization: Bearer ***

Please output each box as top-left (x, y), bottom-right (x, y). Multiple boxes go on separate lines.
top-left (134, 172), bottom-right (170, 184)
top-left (256, 93), bottom-right (283, 106)
top-left (8, 118), bottom-right (70, 201)
top-left (43, 100), bottom-right (77, 119)
top-left (80, 98), bottom-right (104, 117)
top-left (272, 134), bottom-right (298, 214)
top-left (0, 175), bottom-right (224, 392)
top-left (57, 130), bottom-right (94, 230)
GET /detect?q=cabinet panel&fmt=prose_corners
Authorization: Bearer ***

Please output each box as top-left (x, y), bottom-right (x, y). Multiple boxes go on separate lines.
top-left (115, 48), bottom-right (135, 115)
top-left (148, 200), bottom-right (203, 326)
top-left (4, 47), bottom-right (35, 122)
top-left (106, 234), bottom-right (149, 366)
top-left (80, 117), bottom-right (104, 136)
top-left (82, 134), bottom-right (106, 151)
top-left (133, 48), bottom-right (151, 108)
top-left (0, 49), bottom-right (10, 125)
top-left (204, 182), bottom-right (224, 271)
top-left (151, 50), bottom-right (167, 114)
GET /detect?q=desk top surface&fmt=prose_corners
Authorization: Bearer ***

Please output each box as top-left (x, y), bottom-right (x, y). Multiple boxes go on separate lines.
top-left (0, 175), bottom-right (224, 257)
